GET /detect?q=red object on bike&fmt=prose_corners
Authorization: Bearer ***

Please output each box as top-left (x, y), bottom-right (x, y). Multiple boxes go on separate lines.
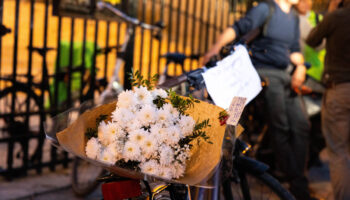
top-left (220, 115), bottom-right (229, 126)
top-left (102, 179), bottom-right (142, 200)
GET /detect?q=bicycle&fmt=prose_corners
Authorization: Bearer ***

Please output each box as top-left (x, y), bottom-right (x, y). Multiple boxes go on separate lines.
top-left (45, 55), bottom-right (295, 200)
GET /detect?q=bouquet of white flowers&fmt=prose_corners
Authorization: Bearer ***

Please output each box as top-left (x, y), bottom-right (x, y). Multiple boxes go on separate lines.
top-left (55, 72), bottom-right (227, 186)
top-left (85, 71), bottom-right (213, 180)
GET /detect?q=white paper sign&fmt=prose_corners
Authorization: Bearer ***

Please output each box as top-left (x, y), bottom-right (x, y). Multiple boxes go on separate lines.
top-left (227, 97), bottom-right (247, 126)
top-left (202, 45), bottom-right (262, 109)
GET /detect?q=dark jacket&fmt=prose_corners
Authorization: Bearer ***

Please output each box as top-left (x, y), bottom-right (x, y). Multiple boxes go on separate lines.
top-left (232, 1), bottom-right (300, 69)
top-left (306, 5), bottom-right (350, 85)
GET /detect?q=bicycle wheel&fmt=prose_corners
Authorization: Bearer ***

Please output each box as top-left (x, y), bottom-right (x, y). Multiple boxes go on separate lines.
top-left (71, 157), bottom-right (105, 197)
top-left (0, 85), bottom-right (41, 127)
top-left (222, 158), bottom-right (294, 200)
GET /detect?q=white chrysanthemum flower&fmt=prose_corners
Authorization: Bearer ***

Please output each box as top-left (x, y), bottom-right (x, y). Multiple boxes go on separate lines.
top-left (136, 105), bottom-right (157, 125)
top-left (150, 124), bottom-right (168, 144)
top-left (159, 145), bottom-right (174, 165)
top-left (85, 137), bottom-right (101, 159)
top-left (117, 90), bottom-right (137, 109)
top-left (151, 88), bottom-right (168, 99)
top-left (98, 147), bottom-right (117, 165)
top-left (128, 129), bottom-right (148, 145)
top-left (178, 115), bottom-right (196, 137)
top-left (134, 86), bottom-right (153, 105)
top-left (157, 108), bottom-right (173, 124)
top-left (126, 119), bottom-right (143, 133)
top-left (163, 103), bottom-right (179, 118)
top-left (103, 122), bottom-right (123, 144)
top-left (98, 121), bottom-right (111, 147)
top-left (158, 167), bottom-right (173, 180)
top-left (165, 126), bottom-right (181, 145)
top-left (106, 142), bottom-right (122, 161)
top-left (172, 162), bottom-right (186, 179)
top-left (141, 136), bottom-right (158, 158)
top-left (111, 108), bottom-right (135, 124)
top-left (123, 141), bottom-right (141, 161)
top-left (176, 150), bottom-right (190, 164)
top-left (140, 160), bottom-right (159, 176)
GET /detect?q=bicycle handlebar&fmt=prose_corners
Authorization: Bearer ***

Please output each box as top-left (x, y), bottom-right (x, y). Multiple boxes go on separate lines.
top-left (96, 2), bottom-right (163, 31)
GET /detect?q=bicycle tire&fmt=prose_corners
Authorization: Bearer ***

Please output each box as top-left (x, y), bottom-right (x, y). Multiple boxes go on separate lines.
top-left (71, 157), bottom-right (105, 197)
top-left (222, 158), bottom-right (295, 200)
top-left (0, 85), bottom-right (42, 123)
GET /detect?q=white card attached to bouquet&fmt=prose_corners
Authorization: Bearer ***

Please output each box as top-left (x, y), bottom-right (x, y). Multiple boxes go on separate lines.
top-left (227, 96), bottom-right (247, 126)
top-left (202, 45), bottom-right (262, 109)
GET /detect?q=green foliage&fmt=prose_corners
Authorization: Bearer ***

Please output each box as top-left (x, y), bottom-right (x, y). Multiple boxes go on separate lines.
top-left (85, 114), bottom-right (108, 140)
top-left (115, 160), bottom-right (140, 171)
top-left (86, 127), bottom-right (97, 140)
top-left (179, 119), bottom-right (212, 147)
top-left (128, 70), bottom-right (158, 90)
top-left (167, 89), bottom-right (200, 116)
top-left (96, 114), bottom-right (108, 126)
top-left (153, 96), bottom-right (167, 109)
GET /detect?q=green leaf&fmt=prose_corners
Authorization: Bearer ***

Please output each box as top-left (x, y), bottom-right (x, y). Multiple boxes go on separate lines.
top-left (96, 114), bottom-right (108, 127)
top-left (85, 127), bottom-right (97, 140)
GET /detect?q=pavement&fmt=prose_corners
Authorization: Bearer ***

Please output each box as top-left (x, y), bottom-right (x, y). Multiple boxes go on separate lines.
top-left (0, 164), bottom-right (103, 200)
top-left (0, 149), bottom-right (334, 200)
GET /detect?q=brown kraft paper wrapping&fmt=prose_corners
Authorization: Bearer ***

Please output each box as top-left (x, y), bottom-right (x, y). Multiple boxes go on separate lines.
top-left (56, 100), bottom-right (227, 186)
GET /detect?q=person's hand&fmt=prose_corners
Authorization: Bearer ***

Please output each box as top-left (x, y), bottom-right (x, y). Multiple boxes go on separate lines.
top-left (291, 65), bottom-right (307, 94)
top-left (200, 27), bottom-right (236, 66)
top-left (201, 48), bottom-right (219, 66)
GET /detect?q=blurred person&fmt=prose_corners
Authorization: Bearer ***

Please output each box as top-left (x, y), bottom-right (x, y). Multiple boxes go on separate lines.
top-left (202, 0), bottom-right (314, 199)
top-left (296, 0), bottom-right (325, 82)
top-left (306, 0), bottom-right (350, 199)
top-left (296, 0), bottom-right (326, 168)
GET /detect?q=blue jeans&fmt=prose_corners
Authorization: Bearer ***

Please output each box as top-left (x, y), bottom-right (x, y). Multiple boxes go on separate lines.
top-left (258, 68), bottom-right (311, 199)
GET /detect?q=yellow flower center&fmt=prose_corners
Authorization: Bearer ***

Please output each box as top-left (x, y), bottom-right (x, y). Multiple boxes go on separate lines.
top-left (147, 167), bottom-right (153, 172)
top-left (137, 135), bottom-right (143, 141)
top-left (127, 147), bottom-right (134, 152)
top-left (146, 142), bottom-right (152, 147)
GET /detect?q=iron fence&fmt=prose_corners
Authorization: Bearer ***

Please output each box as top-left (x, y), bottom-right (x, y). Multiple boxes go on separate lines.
top-left (0, 0), bottom-right (250, 179)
